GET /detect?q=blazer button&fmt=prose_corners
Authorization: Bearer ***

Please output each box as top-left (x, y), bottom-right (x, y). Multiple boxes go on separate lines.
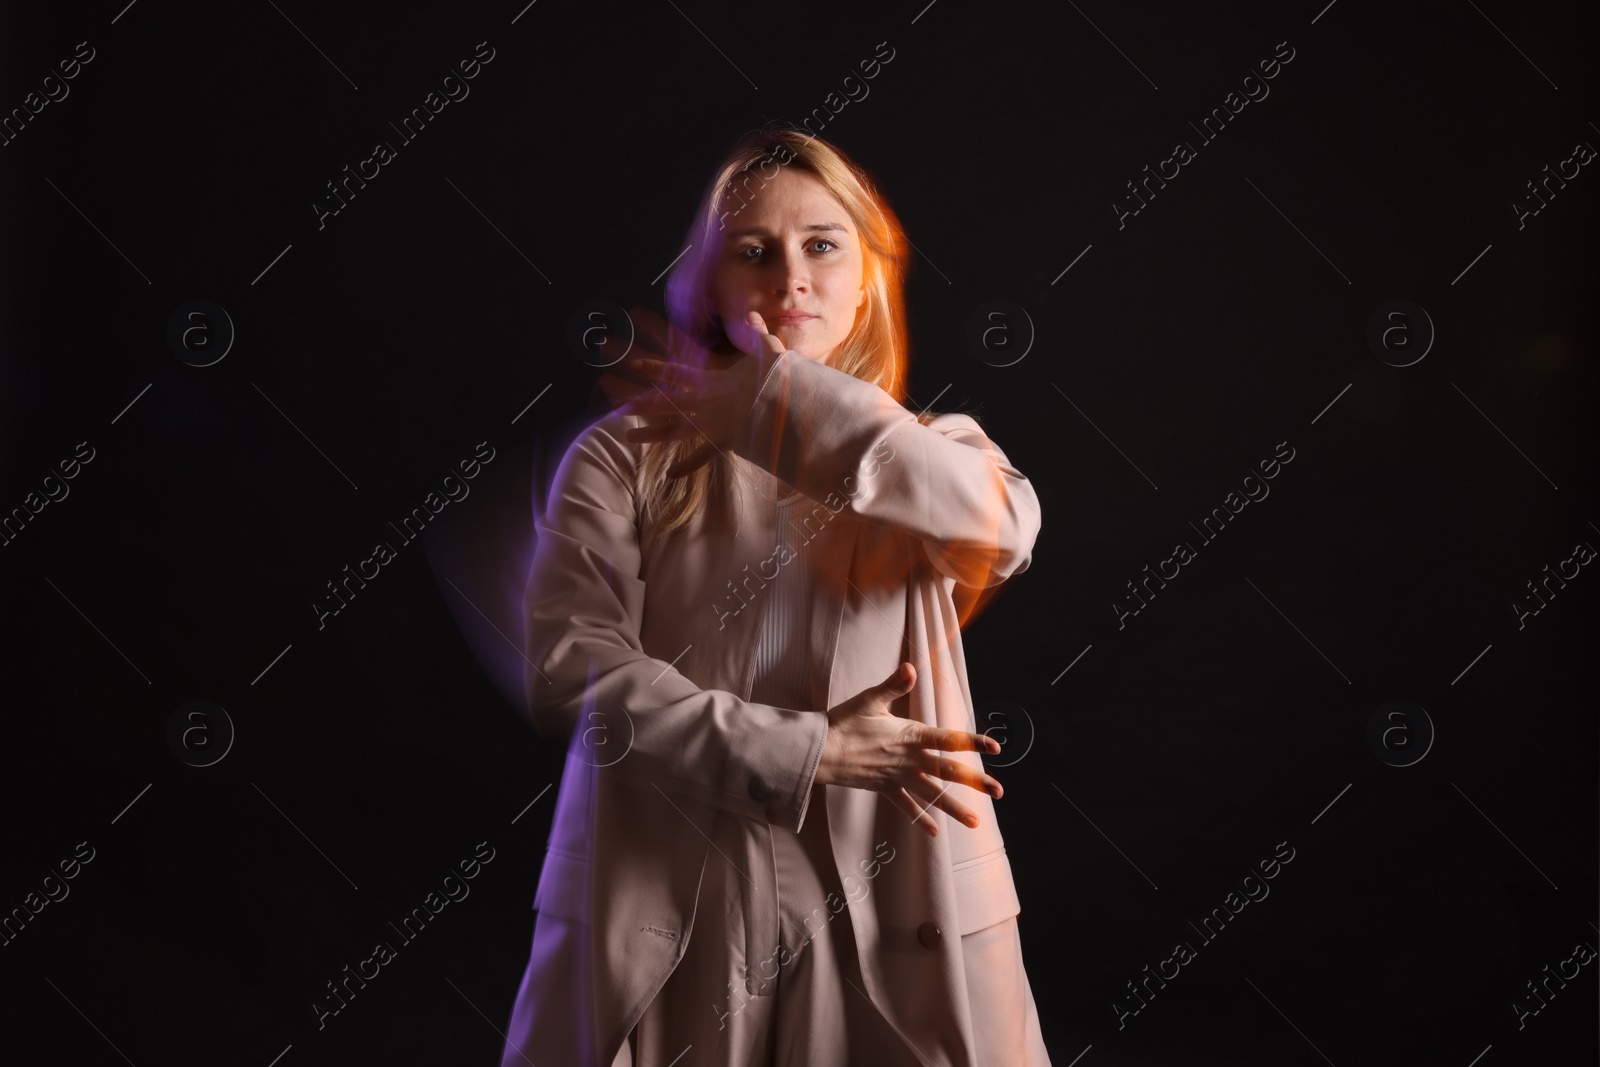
top-left (917, 921), bottom-right (942, 950)
top-left (747, 774), bottom-right (775, 802)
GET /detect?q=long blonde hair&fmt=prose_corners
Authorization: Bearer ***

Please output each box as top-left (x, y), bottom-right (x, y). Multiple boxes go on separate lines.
top-left (636, 124), bottom-right (922, 552)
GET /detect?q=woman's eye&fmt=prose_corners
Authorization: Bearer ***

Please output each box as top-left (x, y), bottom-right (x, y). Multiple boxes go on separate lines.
top-left (736, 240), bottom-right (838, 260)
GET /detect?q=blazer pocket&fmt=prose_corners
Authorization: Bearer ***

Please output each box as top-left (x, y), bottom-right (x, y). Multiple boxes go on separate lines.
top-left (951, 846), bottom-right (1022, 936)
top-left (532, 846), bottom-right (589, 921)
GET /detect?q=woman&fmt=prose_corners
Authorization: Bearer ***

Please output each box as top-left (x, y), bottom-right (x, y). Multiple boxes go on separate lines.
top-left (500, 125), bottom-right (1051, 1066)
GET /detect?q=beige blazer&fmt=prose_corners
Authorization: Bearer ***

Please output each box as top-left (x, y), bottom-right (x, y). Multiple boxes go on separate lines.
top-left (502, 347), bottom-right (1043, 1066)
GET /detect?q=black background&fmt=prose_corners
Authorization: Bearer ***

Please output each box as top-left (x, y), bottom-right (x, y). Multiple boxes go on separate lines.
top-left (2, 1), bottom-right (1595, 1064)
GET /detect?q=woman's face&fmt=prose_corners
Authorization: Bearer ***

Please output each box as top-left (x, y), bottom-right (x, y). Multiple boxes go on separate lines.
top-left (709, 166), bottom-right (867, 365)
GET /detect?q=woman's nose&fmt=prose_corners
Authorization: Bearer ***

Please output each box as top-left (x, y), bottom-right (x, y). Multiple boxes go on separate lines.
top-left (772, 250), bottom-right (808, 293)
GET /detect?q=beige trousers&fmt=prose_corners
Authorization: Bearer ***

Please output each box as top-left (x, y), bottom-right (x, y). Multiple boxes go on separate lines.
top-left (612, 784), bottom-right (1053, 1066)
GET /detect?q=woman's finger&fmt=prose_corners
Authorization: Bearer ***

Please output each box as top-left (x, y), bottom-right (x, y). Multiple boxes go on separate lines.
top-left (592, 334), bottom-right (644, 373)
top-left (905, 772), bottom-right (981, 829)
top-left (626, 305), bottom-right (676, 356)
top-left (620, 388), bottom-right (690, 416)
top-left (917, 750), bottom-right (1004, 799)
top-left (892, 786), bottom-right (940, 838)
top-left (627, 359), bottom-right (700, 394)
top-left (739, 311), bottom-right (788, 359)
top-left (597, 372), bottom-right (650, 408)
top-left (924, 724), bottom-right (1002, 757)
top-left (610, 336), bottom-right (670, 376)
top-left (666, 442), bottom-right (716, 479)
top-left (621, 374), bottom-right (712, 417)
top-left (624, 419), bottom-right (690, 443)
top-left (635, 356), bottom-right (691, 382)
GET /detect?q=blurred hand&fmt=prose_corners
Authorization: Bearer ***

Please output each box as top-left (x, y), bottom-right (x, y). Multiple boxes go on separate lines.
top-left (610, 306), bottom-right (787, 478)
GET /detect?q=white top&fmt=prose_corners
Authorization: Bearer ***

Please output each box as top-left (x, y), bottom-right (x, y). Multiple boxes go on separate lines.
top-left (748, 489), bottom-right (812, 710)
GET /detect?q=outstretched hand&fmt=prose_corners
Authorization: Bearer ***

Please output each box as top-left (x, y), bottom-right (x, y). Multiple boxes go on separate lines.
top-left (600, 306), bottom-right (787, 479)
top-left (816, 662), bottom-right (1005, 838)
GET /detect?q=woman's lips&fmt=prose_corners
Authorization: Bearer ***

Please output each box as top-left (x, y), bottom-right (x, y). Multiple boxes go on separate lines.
top-left (769, 313), bottom-right (816, 324)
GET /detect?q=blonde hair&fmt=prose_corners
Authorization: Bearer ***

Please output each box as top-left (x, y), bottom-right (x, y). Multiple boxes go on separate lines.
top-left (636, 123), bottom-right (923, 552)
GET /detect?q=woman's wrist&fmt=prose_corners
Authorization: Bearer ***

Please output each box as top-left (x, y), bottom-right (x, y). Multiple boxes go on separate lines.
top-left (812, 718), bottom-right (834, 787)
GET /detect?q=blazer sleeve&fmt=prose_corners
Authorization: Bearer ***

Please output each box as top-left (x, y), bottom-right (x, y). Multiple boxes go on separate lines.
top-left (522, 414), bottom-right (829, 834)
top-left (734, 349), bottom-right (1041, 591)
